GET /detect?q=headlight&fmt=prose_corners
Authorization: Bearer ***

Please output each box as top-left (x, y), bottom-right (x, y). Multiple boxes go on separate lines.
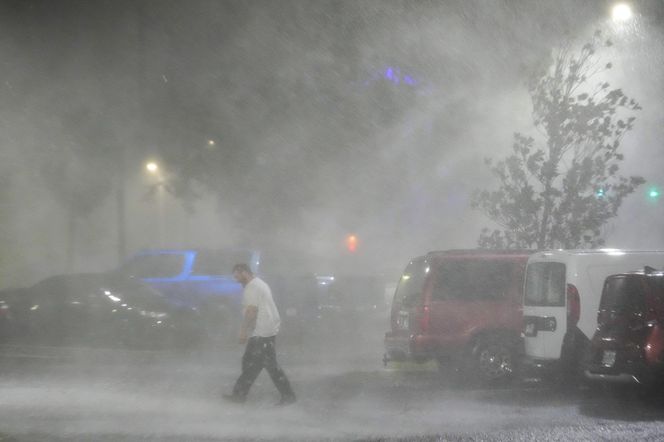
top-left (139, 310), bottom-right (170, 319)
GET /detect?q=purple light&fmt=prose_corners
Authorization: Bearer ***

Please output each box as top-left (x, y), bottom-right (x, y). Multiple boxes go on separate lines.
top-left (382, 67), bottom-right (417, 86)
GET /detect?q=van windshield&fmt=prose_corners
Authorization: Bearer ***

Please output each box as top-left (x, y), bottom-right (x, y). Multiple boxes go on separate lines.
top-left (432, 259), bottom-right (512, 300)
top-left (393, 258), bottom-right (428, 307)
top-left (524, 262), bottom-right (566, 306)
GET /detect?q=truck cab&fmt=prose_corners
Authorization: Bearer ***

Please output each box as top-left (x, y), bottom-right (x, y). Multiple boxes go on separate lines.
top-left (116, 248), bottom-right (321, 342)
top-left (116, 249), bottom-right (258, 310)
top-left (116, 249), bottom-right (259, 343)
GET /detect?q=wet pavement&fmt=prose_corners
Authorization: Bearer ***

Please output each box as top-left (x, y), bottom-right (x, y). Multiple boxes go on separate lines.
top-left (2, 332), bottom-right (664, 441)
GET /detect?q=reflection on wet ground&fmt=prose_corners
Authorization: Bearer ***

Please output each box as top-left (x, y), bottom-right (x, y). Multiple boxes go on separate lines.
top-left (3, 327), bottom-right (664, 441)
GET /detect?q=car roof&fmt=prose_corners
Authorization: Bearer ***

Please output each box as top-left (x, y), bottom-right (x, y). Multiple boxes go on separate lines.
top-left (426, 249), bottom-right (534, 259)
top-left (607, 268), bottom-right (664, 278)
top-left (532, 249), bottom-right (664, 257)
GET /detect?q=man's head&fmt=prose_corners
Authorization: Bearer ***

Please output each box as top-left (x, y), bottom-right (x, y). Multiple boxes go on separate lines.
top-left (232, 263), bottom-right (253, 286)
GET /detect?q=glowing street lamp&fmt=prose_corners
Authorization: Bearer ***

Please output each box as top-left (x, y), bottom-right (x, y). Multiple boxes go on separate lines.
top-left (145, 161), bottom-right (159, 174)
top-left (612, 3), bottom-right (633, 22)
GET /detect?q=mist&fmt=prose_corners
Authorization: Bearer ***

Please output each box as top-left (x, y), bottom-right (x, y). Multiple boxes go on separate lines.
top-left (1, 0), bottom-right (660, 283)
top-left (1, 1), bottom-right (664, 440)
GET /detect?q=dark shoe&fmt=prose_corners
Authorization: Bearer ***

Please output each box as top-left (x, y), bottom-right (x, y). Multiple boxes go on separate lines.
top-left (277, 395), bottom-right (296, 406)
top-left (222, 393), bottom-right (246, 404)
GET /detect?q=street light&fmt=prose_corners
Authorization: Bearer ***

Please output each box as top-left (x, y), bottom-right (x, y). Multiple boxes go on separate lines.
top-left (146, 161), bottom-right (159, 174)
top-left (612, 3), bottom-right (633, 22)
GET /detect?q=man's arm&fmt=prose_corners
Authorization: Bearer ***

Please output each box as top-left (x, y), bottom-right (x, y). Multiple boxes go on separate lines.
top-left (239, 305), bottom-right (258, 344)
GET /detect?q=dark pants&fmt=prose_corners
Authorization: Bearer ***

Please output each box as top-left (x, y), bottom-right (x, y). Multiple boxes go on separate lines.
top-left (232, 336), bottom-right (295, 399)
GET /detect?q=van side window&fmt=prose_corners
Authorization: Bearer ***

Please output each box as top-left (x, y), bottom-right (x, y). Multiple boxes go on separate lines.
top-left (432, 260), bottom-right (512, 301)
top-left (524, 262), bottom-right (566, 306)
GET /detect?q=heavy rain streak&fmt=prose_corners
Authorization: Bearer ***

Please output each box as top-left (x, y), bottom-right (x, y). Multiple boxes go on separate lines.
top-left (1, 1), bottom-right (664, 441)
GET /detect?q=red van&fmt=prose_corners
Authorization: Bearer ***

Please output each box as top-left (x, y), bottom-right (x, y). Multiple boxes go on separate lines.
top-left (384, 249), bottom-right (533, 383)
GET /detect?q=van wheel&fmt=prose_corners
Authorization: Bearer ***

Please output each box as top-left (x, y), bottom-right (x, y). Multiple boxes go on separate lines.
top-left (472, 336), bottom-right (516, 383)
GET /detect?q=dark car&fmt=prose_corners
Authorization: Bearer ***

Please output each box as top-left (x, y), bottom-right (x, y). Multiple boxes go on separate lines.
top-left (384, 249), bottom-right (533, 383)
top-left (585, 267), bottom-right (664, 385)
top-left (0, 273), bottom-right (203, 350)
top-left (317, 274), bottom-right (388, 332)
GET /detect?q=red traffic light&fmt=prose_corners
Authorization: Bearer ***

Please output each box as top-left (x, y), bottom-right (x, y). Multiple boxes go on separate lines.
top-left (345, 234), bottom-right (358, 252)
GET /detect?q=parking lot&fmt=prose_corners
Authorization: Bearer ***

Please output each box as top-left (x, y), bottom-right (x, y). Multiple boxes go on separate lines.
top-left (3, 331), bottom-right (664, 441)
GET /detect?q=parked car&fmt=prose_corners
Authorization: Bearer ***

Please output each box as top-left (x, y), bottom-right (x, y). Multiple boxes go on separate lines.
top-left (0, 273), bottom-right (204, 350)
top-left (0, 290), bottom-right (18, 344)
top-left (262, 272), bottom-right (320, 340)
top-left (522, 249), bottom-right (664, 380)
top-left (585, 268), bottom-right (664, 385)
top-left (114, 249), bottom-right (250, 342)
top-left (316, 274), bottom-right (388, 339)
top-left (384, 249), bottom-right (533, 383)
top-left (115, 248), bottom-right (323, 343)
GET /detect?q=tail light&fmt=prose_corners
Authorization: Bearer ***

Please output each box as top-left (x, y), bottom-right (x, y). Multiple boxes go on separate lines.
top-left (419, 304), bottom-right (430, 333)
top-left (567, 283), bottom-right (580, 329)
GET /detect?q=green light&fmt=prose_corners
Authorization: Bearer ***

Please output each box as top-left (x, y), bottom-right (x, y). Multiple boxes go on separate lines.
top-left (595, 189), bottom-right (605, 198)
top-left (649, 188), bottom-right (660, 199)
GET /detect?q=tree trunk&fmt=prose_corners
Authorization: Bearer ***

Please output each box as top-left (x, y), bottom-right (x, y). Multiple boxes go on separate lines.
top-left (65, 209), bottom-right (76, 272)
top-left (537, 181), bottom-right (553, 249)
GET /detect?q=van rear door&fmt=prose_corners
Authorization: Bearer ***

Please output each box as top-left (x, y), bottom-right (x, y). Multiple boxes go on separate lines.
top-left (523, 261), bottom-right (567, 360)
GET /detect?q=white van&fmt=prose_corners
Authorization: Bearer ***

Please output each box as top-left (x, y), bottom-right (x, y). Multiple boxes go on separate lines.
top-left (522, 249), bottom-right (664, 377)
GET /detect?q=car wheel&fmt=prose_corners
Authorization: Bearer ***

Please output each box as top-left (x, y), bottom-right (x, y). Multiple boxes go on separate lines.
top-left (473, 336), bottom-right (516, 383)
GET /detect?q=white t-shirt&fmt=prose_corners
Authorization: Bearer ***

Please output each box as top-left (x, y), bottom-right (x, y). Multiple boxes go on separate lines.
top-left (243, 277), bottom-right (281, 337)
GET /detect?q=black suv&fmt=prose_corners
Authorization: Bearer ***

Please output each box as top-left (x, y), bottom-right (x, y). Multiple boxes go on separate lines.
top-left (585, 267), bottom-right (664, 385)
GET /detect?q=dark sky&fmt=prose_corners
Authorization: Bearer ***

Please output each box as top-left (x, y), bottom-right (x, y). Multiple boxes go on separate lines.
top-left (1, 0), bottom-right (663, 280)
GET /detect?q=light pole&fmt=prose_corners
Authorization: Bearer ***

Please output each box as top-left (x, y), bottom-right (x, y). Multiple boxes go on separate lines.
top-left (145, 161), bottom-right (165, 248)
top-left (116, 149), bottom-right (127, 265)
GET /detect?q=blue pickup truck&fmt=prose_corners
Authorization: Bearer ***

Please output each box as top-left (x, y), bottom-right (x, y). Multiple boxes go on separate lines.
top-left (115, 248), bottom-right (319, 342)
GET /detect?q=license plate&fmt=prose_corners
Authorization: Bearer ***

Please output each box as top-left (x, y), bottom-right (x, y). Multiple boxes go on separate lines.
top-left (602, 350), bottom-right (616, 367)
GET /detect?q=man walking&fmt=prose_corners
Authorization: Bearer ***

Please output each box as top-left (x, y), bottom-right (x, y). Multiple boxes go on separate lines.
top-left (223, 263), bottom-right (296, 405)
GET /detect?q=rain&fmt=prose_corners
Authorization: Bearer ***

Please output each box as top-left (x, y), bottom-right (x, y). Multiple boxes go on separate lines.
top-left (1, 0), bottom-right (664, 440)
